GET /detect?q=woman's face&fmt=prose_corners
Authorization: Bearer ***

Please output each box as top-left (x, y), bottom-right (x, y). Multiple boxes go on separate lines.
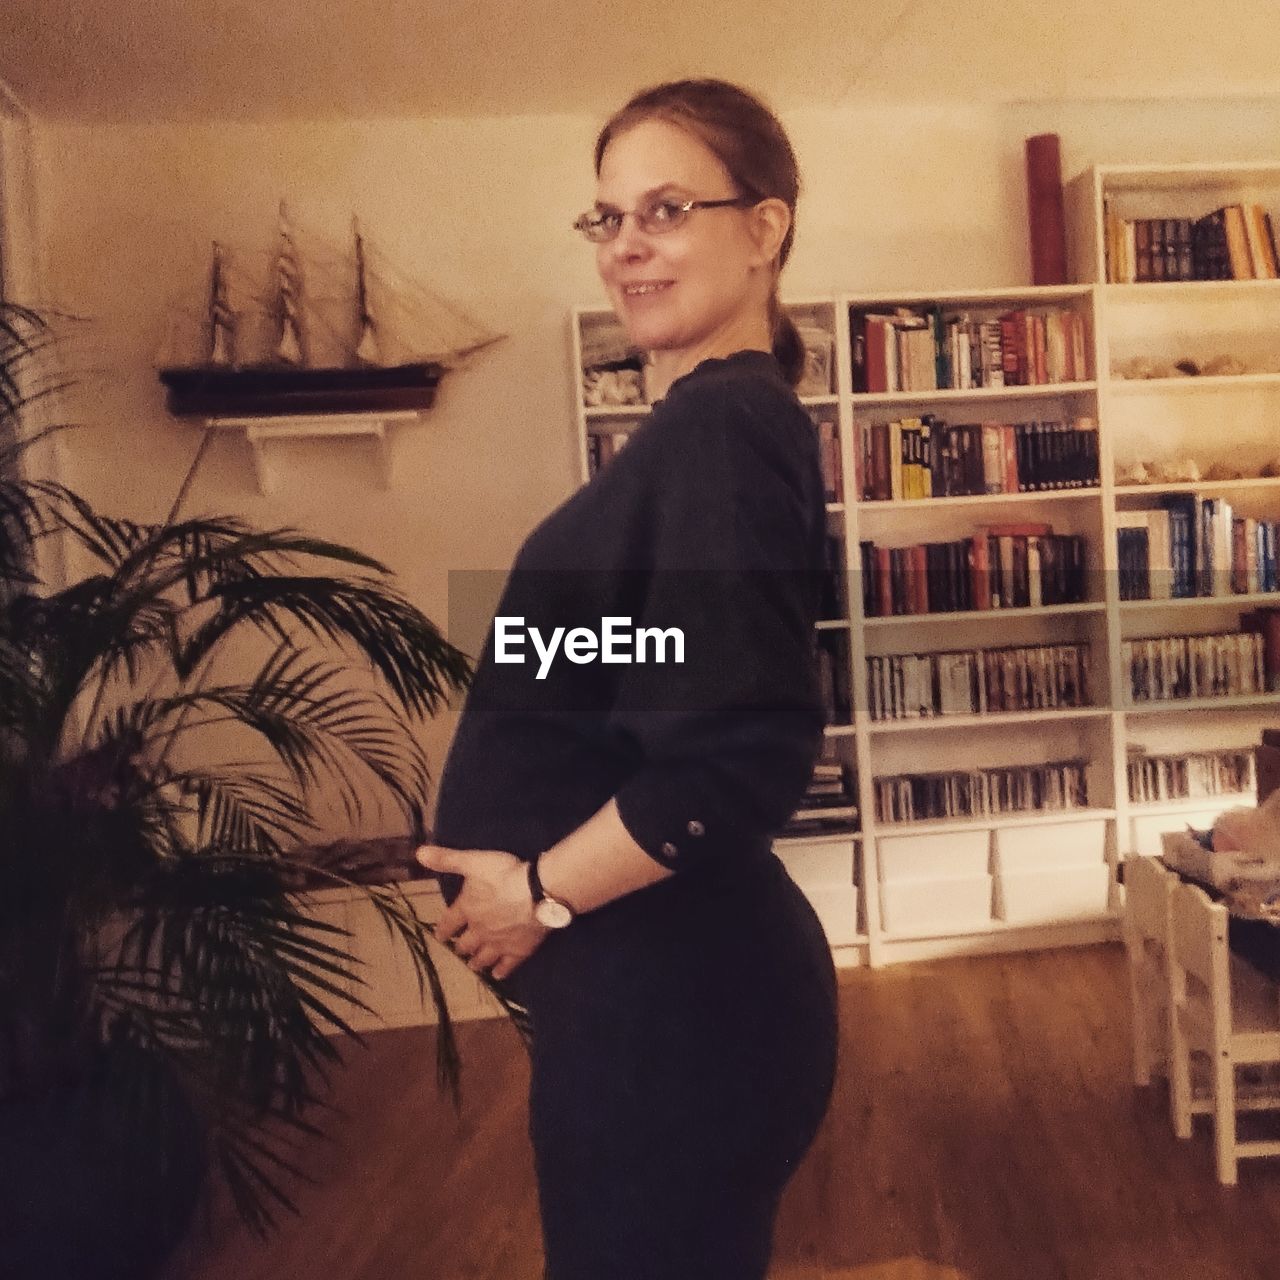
top-left (594, 118), bottom-right (780, 374)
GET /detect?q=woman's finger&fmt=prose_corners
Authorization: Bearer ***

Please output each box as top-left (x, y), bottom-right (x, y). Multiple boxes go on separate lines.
top-left (451, 926), bottom-right (480, 957)
top-left (435, 907), bottom-right (466, 943)
top-left (468, 944), bottom-right (503, 974)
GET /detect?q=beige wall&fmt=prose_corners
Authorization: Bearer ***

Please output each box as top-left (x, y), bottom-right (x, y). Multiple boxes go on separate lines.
top-left (23, 93), bottom-right (1280, 828)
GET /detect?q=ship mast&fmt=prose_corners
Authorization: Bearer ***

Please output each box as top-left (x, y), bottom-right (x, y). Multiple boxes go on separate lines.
top-left (208, 240), bottom-right (236, 366)
top-left (273, 201), bottom-right (307, 366)
top-left (353, 216), bottom-right (382, 366)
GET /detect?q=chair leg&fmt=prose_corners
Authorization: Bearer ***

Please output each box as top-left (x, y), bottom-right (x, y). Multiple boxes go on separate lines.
top-left (1213, 1051), bottom-right (1238, 1186)
top-left (1151, 1002), bottom-right (1169, 1079)
top-left (1170, 1008), bottom-right (1193, 1140)
top-left (1129, 962), bottom-right (1152, 1087)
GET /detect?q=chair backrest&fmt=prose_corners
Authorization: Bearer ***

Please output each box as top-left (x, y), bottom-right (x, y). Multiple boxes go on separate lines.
top-left (1169, 877), bottom-right (1231, 1043)
top-left (1125, 854), bottom-right (1174, 956)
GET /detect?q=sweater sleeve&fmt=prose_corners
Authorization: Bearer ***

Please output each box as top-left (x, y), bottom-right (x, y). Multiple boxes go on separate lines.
top-left (608, 376), bottom-right (827, 871)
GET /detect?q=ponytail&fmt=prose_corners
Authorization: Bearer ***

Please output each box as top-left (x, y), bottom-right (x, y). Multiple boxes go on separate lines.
top-left (768, 292), bottom-right (805, 389)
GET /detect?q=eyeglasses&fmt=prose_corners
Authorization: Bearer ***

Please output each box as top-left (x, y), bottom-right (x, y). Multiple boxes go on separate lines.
top-left (572, 195), bottom-right (757, 243)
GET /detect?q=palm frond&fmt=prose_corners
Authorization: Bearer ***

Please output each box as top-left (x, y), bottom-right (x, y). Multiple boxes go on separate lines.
top-left (181, 573), bottom-right (472, 716)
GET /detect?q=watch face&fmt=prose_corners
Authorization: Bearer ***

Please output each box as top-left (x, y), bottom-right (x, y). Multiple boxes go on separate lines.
top-left (534, 896), bottom-right (574, 929)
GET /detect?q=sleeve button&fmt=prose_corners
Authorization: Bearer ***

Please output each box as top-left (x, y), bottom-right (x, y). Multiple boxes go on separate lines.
top-left (686, 820), bottom-right (705, 836)
top-left (660, 841), bottom-right (679, 857)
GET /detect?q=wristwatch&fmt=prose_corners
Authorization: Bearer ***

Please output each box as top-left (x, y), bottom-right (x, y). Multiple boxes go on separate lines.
top-left (527, 852), bottom-right (577, 929)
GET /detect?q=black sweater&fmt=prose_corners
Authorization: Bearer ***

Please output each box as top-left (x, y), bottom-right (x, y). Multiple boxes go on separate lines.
top-left (432, 349), bottom-right (828, 891)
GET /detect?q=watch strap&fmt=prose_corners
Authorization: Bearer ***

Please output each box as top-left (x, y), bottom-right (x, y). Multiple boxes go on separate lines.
top-left (527, 851), bottom-right (548, 905)
top-left (527, 851), bottom-right (576, 919)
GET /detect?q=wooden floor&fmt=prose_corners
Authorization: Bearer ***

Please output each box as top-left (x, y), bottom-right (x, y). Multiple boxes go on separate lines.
top-left (165, 944), bottom-right (1280, 1280)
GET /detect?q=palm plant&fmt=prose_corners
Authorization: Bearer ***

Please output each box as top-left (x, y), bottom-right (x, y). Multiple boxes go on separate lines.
top-left (0, 302), bottom-right (485, 1264)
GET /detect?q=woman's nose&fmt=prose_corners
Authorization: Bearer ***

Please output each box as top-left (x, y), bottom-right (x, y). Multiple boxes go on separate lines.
top-left (609, 212), bottom-right (651, 260)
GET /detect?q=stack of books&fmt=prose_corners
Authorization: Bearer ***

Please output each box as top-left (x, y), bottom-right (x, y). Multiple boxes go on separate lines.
top-left (858, 416), bottom-right (1099, 501)
top-left (1127, 747), bottom-right (1256, 804)
top-left (859, 524), bottom-right (1089, 616)
top-left (867, 642), bottom-right (1091, 721)
top-left (1116, 498), bottom-right (1280, 600)
top-left (850, 305), bottom-right (1088, 393)
top-left (782, 759), bottom-right (859, 836)
top-left (1105, 204), bottom-right (1280, 283)
top-left (874, 759), bottom-right (1089, 824)
top-left (1123, 630), bottom-right (1266, 702)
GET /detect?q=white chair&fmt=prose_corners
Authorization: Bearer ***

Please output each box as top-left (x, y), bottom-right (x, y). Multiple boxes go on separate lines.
top-left (1123, 853), bottom-right (1176, 1086)
top-left (1168, 877), bottom-right (1280, 1184)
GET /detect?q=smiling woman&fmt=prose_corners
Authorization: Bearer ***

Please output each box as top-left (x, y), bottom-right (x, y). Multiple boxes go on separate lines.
top-left (421, 79), bottom-right (837, 1280)
top-left (587, 89), bottom-right (804, 397)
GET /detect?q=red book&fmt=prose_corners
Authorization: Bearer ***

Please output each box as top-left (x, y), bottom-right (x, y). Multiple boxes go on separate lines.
top-left (865, 317), bottom-right (890, 394)
top-left (1032, 313), bottom-right (1047, 385)
top-left (968, 533), bottom-right (992, 610)
top-left (875, 545), bottom-right (893, 618)
top-left (869, 422), bottom-right (892, 501)
top-left (816, 419), bottom-right (842, 503)
top-left (909, 543), bottom-right (929, 614)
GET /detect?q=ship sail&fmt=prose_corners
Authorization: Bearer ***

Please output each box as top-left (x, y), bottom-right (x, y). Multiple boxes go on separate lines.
top-left (353, 218), bottom-right (382, 366)
top-left (272, 203), bottom-right (308, 367)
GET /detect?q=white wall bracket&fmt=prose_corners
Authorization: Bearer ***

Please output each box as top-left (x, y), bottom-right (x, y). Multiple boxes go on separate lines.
top-left (205, 410), bottom-right (423, 495)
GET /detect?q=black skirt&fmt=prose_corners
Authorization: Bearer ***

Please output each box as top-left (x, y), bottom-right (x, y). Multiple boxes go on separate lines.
top-left (483, 852), bottom-right (839, 1280)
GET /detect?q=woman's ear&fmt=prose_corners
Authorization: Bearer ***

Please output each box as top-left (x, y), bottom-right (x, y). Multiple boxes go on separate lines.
top-left (747, 197), bottom-right (792, 268)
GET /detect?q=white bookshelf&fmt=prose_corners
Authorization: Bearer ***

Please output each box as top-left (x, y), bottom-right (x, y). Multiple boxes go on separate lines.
top-left (1081, 160), bottom-right (1278, 898)
top-left (568, 167), bottom-right (1280, 965)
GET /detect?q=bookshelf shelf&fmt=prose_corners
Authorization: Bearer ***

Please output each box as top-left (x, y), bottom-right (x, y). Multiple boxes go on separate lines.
top-left (815, 619), bottom-right (852, 631)
top-left (1119, 589), bottom-right (1280, 611)
top-left (859, 488), bottom-right (1101, 512)
top-left (1127, 793), bottom-right (1254, 815)
top-left (863, 601), bottom-right (1105, 627)
top-left (869, 707), bottom-right (1109, 734)
top-left (1124, 693), bottom-right (1280, 715)
top-left (873, 808), bottom-right (1117, 838)
top-left (1106, 278), bottom-right (1280, 301)
top-left (583, 404), bottom-right (649, 421)
top-left (850, 381), bottom-right (1097, 408)
top-left (1115, 478), bottom-right (1280, 498)
top-left (843, 284), bottom-right (1094, 307)
top-left (1094, 161), bottom-right (1280, 190)
top-left (823, 723), bottom-right (857, 737)
top-left (775, 830), bottom-right (863, 847)
top-left (1111, 373), bottom-right (1280, 395)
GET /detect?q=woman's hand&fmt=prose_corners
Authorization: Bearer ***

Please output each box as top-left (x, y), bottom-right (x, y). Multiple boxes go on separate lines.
top-left (415, 845), bottom-right (550, 981)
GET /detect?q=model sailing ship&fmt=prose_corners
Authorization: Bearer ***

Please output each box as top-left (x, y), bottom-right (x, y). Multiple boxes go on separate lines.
top-left (158, 205), bottom-right (501, 417)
